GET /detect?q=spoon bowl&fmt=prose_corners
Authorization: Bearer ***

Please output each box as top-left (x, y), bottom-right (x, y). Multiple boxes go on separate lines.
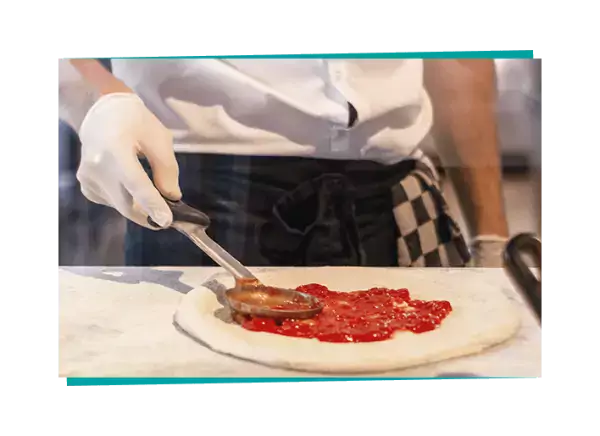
top-left (225, 281), bottom-right (324, 319)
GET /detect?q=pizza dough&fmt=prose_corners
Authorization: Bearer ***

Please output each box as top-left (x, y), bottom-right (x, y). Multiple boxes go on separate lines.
top-left (174, 267), bottom-right (521, 373)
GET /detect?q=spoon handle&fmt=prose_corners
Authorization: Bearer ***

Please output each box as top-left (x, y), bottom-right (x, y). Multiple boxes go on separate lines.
top-left (148, 198), bottom-right (211, 228)
top-left (147, 196), bottom-right (258, 281)
top-left (172, 221), bottom-right (257, 281)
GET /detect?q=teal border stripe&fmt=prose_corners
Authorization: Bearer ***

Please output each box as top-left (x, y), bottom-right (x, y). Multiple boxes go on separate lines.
top-left (67, 376), bottom-right (521, 386)
top-left (86, 50), bottom-right (533, 60)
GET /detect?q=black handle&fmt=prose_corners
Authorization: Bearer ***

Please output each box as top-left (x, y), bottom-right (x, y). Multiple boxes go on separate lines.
top-left (147, 197), bottom-right (211, 228)
top-left (503, 232), bottom-right (541, 321)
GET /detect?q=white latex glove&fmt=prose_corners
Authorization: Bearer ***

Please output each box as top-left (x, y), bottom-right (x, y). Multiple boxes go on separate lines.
top-left (76, 92), bottom-right (181, 229)
top-left (469, 235), bottom-right (508, 267)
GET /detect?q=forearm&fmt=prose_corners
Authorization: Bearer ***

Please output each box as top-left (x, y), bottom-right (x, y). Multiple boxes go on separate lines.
top-left (424, 59), bottom-right (508, 238)
top-left (69, 59), bottom-right (133, 95)
top-left (59, 59), bottom-right (133, 131)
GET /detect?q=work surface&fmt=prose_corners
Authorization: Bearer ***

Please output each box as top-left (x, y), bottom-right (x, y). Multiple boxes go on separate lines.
top-left (59, 266), bottom-right (541, 378)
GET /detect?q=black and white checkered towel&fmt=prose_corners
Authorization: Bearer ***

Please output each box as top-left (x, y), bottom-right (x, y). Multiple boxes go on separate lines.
top-left (392, 162), bottom-right (471, 267)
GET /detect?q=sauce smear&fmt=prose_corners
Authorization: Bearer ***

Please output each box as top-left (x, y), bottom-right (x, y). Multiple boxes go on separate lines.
top-left (240, 283), bottom-right (453, 343)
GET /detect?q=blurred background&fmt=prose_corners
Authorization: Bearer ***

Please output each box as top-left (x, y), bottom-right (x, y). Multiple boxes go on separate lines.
top-left (58, 59), bottom-right (541, 266)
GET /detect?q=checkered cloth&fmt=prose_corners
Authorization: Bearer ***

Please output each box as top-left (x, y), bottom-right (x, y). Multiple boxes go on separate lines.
top-left (392, 162), bottom-right (471, 267)
top-left (125, 154), bottom-right (470, 268)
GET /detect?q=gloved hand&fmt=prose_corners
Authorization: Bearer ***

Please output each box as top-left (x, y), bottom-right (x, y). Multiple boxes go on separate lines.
top-left (469, 235), bottom-right (509, 267)
top-left (76, 92), bottom-right (181, 229)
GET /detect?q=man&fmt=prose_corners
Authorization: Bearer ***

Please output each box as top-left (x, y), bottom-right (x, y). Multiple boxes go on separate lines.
top-left (58, 57), bottom-right (509, 267)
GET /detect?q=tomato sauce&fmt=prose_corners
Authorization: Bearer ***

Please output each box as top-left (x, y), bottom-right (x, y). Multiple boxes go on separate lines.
top-left (239, 283), bottom-right (453, 343)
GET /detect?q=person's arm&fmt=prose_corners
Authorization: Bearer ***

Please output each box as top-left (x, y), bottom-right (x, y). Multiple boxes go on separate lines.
top-left (59, 59), bottom-right (133, 131)
top-left (423, 59), bottom-right (509, 266)
top-left (69, 59), bottom-right (134, 96)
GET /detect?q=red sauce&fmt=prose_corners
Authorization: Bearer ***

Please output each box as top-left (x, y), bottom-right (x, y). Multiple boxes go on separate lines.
top-left (239, 284), bottom-right (453, 343)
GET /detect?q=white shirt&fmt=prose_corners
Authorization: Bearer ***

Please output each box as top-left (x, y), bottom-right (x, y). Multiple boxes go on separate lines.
top-left (67, 59), bottom-right (434, 165)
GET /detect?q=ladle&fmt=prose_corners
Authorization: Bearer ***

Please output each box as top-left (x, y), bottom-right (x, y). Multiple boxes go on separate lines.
top-left (148, 198), bottom-right (323, 319)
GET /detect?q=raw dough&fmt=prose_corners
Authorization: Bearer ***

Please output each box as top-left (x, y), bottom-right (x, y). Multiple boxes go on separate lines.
top-left (174, 267), bottom-right (521, 373)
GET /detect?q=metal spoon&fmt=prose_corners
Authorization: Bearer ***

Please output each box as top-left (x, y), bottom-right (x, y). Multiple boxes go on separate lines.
top-left (148, 198), bottom-right (323, 319)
